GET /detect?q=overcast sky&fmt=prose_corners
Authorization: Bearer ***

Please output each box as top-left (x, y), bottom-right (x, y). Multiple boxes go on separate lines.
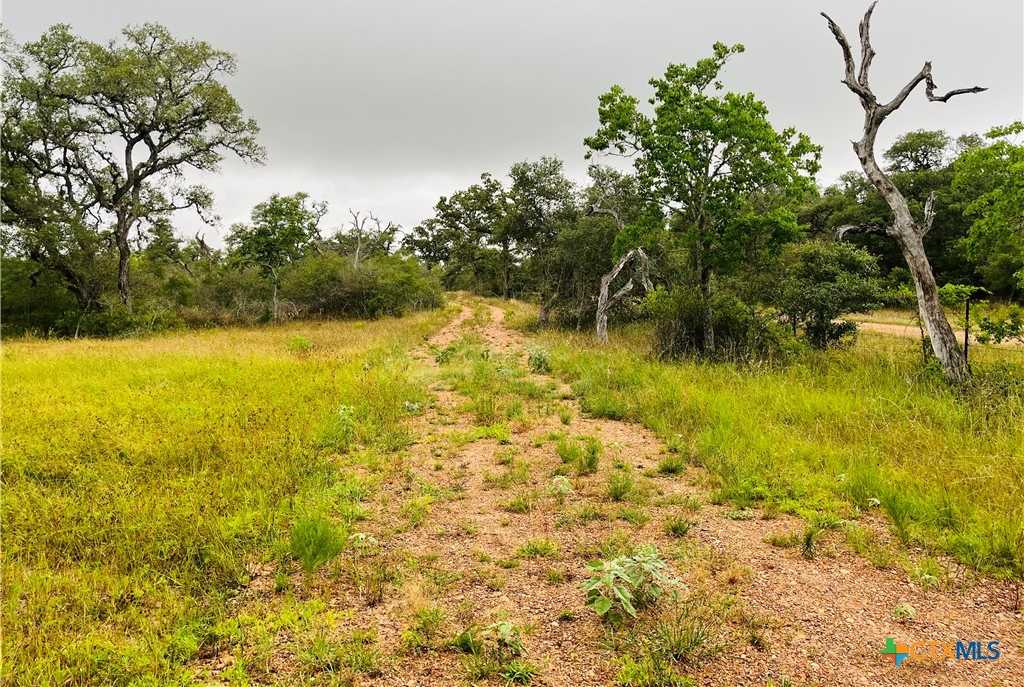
top-left (5, 0), bottom-right (1022, 244)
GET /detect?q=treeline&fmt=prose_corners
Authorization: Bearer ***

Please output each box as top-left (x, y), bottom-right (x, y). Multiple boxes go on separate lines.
top-left (402, 43), bottom-right (1023, 360)
top-left (0, 25), bottom-right (440, 336)
top-left (1, 191), bottom-right (442, 336)
top-left (2, 22), bottom-right (1021, 351)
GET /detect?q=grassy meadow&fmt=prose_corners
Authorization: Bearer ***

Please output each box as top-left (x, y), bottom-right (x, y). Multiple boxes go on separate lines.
top-left (1, 310), bottom-right (447, 685)
top-left (525, 317), bottom-right (1024, 582)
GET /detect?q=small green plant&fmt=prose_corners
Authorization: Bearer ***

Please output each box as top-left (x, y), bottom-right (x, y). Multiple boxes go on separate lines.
top-left (401, 494), bottom-right (433, 528)
top-left (299, 629), bottom-right (381, 677)
top-left (558, 406), bottom-right (573, 425)
top-left (500, 659), bottom-right (539, 684)
top-left (765, 531), bottom-right (800, 549)
top-left (801, 524), bottom-right (822, 559)
top-left (656, 455), bottom-right (687, 476)
top-left (290, 515), bottom-right (345, 575)
top-left (503, 492), bottom-right (535, 514)
top-left (578, 437), bottom-right (602, 475)
top-left (317, 404), bottom-right (359, 452)
top-left (725, 508), bottom-right (756, 521)
top-left (892, 602), bottom-right (916, 622)
top-left (401, 606), bottom-right (446, 653)
top-left (615, 653), bottom-right (692, 687)
top-left (287, 335), bottom-right (313, 354)
top-left (582, 545), bottom-right (678, 623)
top-left (618, 506), bottom-right (649, 527)
top-left (527, 348), bottom-right (551, 374)
top-left (517, 538), bottom-right (559, 559)
top-left (547, 475), bottom-right (574, 503)
top-left (607, 469), bottom-right (635, 502)
top-left (665, 516), bottom-right (693, 538)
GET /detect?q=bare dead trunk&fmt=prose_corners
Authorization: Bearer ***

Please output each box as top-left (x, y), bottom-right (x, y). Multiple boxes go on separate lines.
top-left (596, 248), bottom-right (652, 343)
top-left (822, 2), bottom-right (983, 384)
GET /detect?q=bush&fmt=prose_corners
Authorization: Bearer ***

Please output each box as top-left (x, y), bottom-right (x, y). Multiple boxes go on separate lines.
top-left (646, 286), bottom-right (795, 362)
top-left (280, 253), bottom-right (442, 318)
top-left (770, 240), bottom-right (883, 349)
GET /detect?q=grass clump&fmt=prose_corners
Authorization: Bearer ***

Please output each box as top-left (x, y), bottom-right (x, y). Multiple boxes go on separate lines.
top-left (665, 516), bottom-right (693, 538)
top-left (503, 491), bottom-right (535, 514)
top-left (290, 515), bottom-right (345, 576)
top-left (401, 606), bottom-right (446, 654)
top-left (607, 469), bottom-right (636, 502)
top-left (517, 538), bottom-right (559, 559)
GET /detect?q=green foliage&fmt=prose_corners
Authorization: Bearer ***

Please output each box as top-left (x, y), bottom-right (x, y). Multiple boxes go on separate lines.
top-left (227, 192), bottom-right (327, 279)
top-left (770, 240), bottom-right (884, 348)
top-left (280, 252), bottom-right (443, 318)
top-left (582, 545), bottom-right (678, 624)
top-left (952, 122), bottom-right (1024, 296)
top-left (607, 469), bottom-right (636, 502)
top-left (527, 347), bottom-right (552, 373)
top-left (664, 516), bottom-right (693, 538)
top-left (645, 286), bottom-right (796, 361)
top-left (290, 515), bottom-right (345, 575)
top-left (401, 606), bottom-right (446, 653)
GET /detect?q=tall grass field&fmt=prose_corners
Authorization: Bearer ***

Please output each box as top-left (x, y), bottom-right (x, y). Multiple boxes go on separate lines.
top-left (532, 322), bottom-right (1024, 582)
top-left (1, 311), bottom-right (446, 685)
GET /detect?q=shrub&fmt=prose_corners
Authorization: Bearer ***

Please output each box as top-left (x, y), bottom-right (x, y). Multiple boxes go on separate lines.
top-left (280, 252), bottom-right (443, 318)
top-left (290, 515), bottom-right (345, 575)
top-left (645, 286), bottom-right (795, 362)
top-left (769, 239), bottom-right (883, 349)
top-left (582, 545), bottom-right (678, 624)
top-left (527, 348), bottom-right (552, 374)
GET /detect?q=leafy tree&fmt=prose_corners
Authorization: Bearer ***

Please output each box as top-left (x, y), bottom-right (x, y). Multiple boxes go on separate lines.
top-left (1, 23), bottom-right (263, 309)
top-left (884, 129), bottom-right (951, 172)
top-left (585, 42), bottom-right (820, 355)
top-left (227, 192), bottom-right (327, 319)
top-left (770, 240), bottom-right (883, 348)
top-left (506, 157), bottom-right (579, 320)
top-left (952, 122), bottom-right (1024, 297)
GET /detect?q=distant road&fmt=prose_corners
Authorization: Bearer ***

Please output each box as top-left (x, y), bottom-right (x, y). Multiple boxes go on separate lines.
top-left (857, 320), bottom-right (1022, 349)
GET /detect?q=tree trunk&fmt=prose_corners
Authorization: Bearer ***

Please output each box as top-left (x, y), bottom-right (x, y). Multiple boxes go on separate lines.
top-left (115, 214), bottom-right (132, 311)
top-left (821, 3), bottom-right (983, 384)
top-left (854, 133), bottom-right (968, 383)
top-left (596, 248), bottom-right (652, 343)
top-left (699, 266), bottom-right (714, 356)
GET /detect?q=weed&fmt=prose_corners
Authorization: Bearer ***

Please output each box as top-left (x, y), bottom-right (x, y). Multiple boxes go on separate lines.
top-left (892, 602), bottom-right (916, 622)
top-left (618, 506), bottom-right (650, 527)
top-left (615, 653), bottom-right (692, 687)
top-left (528, 348), bottom-right (552, 374)
top-left (501, 659), bottom-right (539, 684)
top-left (401, 606), bottom-right (446, 653)
top-left (582, 545), bottom-right (678, 623)
top-left (665, 516), bottom-right (693, 538)
top-left (290, 515), bottom-right (345, 576)
top-left (287, 335), bottom-right (314, 354)
top-left (503, 492), bottom-right (535, 514)
top-left (765, 532), bottom-right (800, 549)
top-left (518, 538), bottom-right (559, 559)
top-left (656, 455), bottom-right (687, 476)
top-left (558, 406), bottom-right (573, 425)
top-left (607, 469), bottom-right (635, 502)
top-left (401, 494), bottom-right (434, 528)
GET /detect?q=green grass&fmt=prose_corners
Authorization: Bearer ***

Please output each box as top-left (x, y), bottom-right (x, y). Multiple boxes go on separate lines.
top-left (536, 325), bottom-right (1024, 581)
top-left (1, 311), bottom-right (445, 685)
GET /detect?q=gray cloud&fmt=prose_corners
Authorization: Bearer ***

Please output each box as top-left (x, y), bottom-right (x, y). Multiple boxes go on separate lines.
top-left (6, 0), bottom-right (1021, 244)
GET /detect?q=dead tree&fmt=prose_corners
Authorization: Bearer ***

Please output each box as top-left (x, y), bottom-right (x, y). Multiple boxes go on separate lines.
top-left (821, 2), bottom-right (985, 384)
top-left (590, 205), bottom-right (653, 343)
